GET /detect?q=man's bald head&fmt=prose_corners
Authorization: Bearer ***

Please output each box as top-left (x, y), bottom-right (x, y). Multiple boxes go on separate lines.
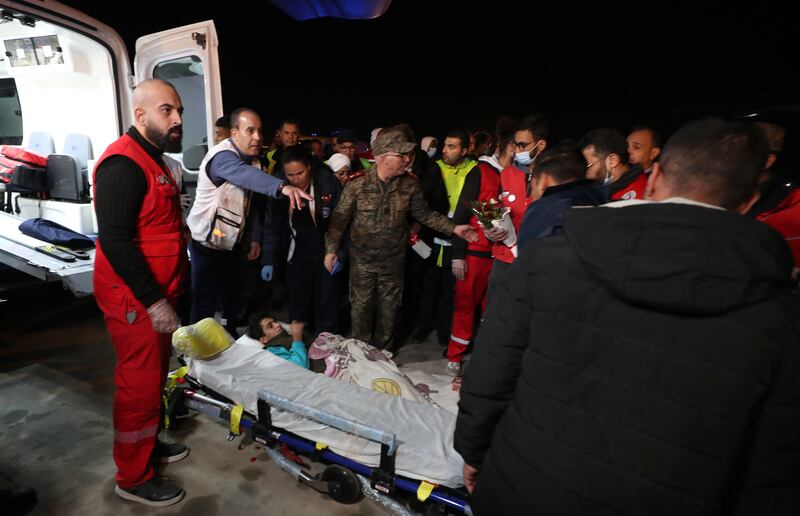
top-left (132, 79), bottom-right (183, 153)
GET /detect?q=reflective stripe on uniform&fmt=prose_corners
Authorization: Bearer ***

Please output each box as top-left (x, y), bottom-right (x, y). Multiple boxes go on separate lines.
top-left (114, 424), bottom-right (159, 444)
top-left (450, 334), bottom-right (470, 346)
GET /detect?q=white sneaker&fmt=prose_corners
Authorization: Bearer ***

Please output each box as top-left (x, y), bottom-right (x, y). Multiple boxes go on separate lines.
top-left (445, 361), bottom-right (462, 377)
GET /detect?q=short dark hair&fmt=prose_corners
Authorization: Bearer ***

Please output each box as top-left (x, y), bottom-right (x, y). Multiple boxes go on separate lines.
top-left (517, 114), bottom-right (550, 141)
top-left (578, 128), bottom-right (630, 165)
top-left (444, 129), bottom-right (470, 150)
top-left (247, 311), bottom-right (274, 341)
top-left (215, 116), bottom-right (230, 130)
top-left (659, 118), bottom-right (767, 209)
top-left (279, 118), bottom-right (301, 131)
top-left (230, 107), bottom-right (259, 130)
top-left (630, 125), bottom-right (663, 149)
top-left (532, 141), bottom-right (586, 184)
top-left (281, 144), bottom-right (313, 167)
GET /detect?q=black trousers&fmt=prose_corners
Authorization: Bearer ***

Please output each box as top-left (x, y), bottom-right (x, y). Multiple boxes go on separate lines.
top-left (414, 245), bottom-right (454, 344)
top-left (286, 257), bottom-right (340, 334)
top-left (189, 240), bottom-right (244, 337)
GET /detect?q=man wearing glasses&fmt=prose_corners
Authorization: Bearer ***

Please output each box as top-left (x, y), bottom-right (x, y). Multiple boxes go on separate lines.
top-left (485, 114), bottom-right (550, 305)
top-left (580, 128), bottom-right (647, 200)
top-left (324, 127), bottom-right (478, 350)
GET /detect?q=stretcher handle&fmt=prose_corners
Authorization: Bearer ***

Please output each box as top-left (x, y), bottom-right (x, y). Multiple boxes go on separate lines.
top-left (257, 389), bottom-right (397, 456)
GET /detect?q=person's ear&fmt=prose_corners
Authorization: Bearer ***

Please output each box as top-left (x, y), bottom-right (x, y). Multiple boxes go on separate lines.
top-left (134, 106), bottom-right (146, 126)
top-left (765, 152), bottom-right (777, 170)
top-left (644, 162), bottom-right (662, 200)
top-left (649, 147), bottom-right (661, 162)
top-left (606, 153), bottom-right (620, 170)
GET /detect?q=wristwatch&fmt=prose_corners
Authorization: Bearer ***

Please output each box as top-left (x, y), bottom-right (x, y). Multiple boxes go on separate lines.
top-left (277, 181), bottom-right (287, 195)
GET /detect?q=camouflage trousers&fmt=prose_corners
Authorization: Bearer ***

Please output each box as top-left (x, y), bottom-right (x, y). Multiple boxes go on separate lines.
top-left (349, 253), bottom-right (404, 349)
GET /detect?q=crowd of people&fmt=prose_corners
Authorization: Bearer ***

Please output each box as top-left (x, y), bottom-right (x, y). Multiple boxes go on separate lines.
top-left (92, 79), bottom-right (800, 512)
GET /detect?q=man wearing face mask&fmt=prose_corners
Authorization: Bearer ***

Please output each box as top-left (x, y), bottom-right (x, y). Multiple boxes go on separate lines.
top-left (484, 114), bottom-right (550, 306)
top-left (580, 128), bottom-right (646, 200)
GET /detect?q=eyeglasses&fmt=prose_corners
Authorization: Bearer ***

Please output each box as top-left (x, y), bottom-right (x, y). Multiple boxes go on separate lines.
top-left (514, 140), bottom-right (535, 150)
top-left (586, 156), bottom-right (605, 168)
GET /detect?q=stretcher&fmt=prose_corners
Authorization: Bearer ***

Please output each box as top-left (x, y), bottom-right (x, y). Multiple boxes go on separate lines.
top-left (165, 336), bottom-right (472, 515)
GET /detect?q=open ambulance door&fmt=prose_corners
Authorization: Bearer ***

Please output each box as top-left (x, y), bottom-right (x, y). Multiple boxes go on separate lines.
top-left (134, 21), bottom-right (223, 184)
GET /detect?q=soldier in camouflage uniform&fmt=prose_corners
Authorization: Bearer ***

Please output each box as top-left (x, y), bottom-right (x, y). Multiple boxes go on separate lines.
top-left (324, 127), bottom-right (477, 349)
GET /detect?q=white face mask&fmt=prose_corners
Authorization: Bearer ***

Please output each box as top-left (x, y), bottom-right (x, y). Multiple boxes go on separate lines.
top-left (515, 143), bottom-right (543, 167)
top-left (515, 151), bottom-right (534, 166)
top-left (426, 148), bottom-right (436, 158)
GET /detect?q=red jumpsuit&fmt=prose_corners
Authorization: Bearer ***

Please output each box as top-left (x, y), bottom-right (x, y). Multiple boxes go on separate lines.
top-left (93, 134), bottom-right (185, 487)
top-left (757, 188), bottom-right (800, 272)
top-left (447, 161), bottom-right (501, 362)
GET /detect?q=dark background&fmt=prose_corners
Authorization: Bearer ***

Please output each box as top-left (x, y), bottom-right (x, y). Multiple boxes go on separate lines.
top-left (67, 1), bottom-right (799, 144)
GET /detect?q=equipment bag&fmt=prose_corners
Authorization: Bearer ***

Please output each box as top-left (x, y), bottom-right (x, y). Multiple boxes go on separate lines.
top-left (18, 217), bottom-right (95, 249)
top-left (0, 145), bottom-right (48, 184)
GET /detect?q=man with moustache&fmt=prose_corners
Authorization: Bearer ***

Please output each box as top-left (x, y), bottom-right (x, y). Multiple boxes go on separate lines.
top-left (187, 108), bottom-right (310, 336)
top-left (93, 79), bottom-right (189, 505)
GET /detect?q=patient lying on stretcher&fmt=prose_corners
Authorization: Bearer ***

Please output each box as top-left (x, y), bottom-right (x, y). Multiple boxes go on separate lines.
top-left (173, 314), bottom-right (458, 411)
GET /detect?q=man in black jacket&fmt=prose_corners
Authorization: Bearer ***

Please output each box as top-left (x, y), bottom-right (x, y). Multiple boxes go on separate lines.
top-left (516, 142), bottom-right (607, 250)
top-left (455, 118), bottom-right (800, 515)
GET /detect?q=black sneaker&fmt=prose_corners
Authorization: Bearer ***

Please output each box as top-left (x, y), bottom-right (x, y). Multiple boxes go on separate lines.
top-left (153, 439), bottom-right (190, 463)
top-left (115, 476), bottom-right (185, 507)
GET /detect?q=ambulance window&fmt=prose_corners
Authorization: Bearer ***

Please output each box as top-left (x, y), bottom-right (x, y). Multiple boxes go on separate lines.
top-left (0, 78), bottom-right (23, 145)
top-left (153, 56), bottom-right (206, 154)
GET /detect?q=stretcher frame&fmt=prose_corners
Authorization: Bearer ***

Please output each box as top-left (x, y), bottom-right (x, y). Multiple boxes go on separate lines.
top-left (165, 369), bottom-right (472, 515)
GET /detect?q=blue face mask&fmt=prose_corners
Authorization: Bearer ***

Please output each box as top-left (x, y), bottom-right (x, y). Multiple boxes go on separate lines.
top-left (515, 151), bottom-right (534, 166)
top-left (426, 148), bottom-right (436, 158)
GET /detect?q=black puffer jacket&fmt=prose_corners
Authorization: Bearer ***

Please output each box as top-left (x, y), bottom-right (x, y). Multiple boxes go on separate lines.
top-left (455, 202), bottom-right (800, 516)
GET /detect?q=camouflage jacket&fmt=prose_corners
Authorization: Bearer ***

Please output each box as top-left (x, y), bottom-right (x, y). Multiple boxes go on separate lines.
top-left (325, 168), bottom-right (455, 260)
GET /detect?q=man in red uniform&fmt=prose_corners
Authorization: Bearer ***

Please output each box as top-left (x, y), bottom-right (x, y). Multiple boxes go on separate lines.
top-left (94, 79), bottom-right (188, 506)
top-left (580, 128), bottom-right (647, 200)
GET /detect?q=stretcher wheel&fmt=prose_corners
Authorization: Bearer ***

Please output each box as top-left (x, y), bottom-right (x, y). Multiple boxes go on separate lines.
top-left (321, 465), bottom-right (362, 504)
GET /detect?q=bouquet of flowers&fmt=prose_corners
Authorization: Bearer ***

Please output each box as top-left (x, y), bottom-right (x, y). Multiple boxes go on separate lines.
top-left (469, 198), bottom-right (518, 257)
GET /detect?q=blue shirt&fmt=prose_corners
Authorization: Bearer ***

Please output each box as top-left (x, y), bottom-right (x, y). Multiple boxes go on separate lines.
top-left (266, 340), bottom-right (310, 369)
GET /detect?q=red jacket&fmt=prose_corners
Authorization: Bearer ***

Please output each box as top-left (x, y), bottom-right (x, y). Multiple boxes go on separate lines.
top-left (93, 134), bottom-right (186, 308)
top-left (757, 188), bottom-right (800, 270)
top-left (610, 167), bottom-right (648, 201)
top-left (468, 161), bottom-right (502, 254)
top-left (493, 166), bottom-right (534, 264)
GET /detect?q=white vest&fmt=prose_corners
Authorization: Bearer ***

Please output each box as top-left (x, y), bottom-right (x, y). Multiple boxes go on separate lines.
top-left (187, 139), bottom-right (260, 250)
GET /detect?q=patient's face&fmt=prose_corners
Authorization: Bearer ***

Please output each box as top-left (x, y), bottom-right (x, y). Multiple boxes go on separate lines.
top-left (259, 317), bottom-right (284, 343)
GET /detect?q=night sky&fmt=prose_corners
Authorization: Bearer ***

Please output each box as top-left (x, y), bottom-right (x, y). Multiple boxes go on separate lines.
top-left (68, 1), bottom-right (798, 143)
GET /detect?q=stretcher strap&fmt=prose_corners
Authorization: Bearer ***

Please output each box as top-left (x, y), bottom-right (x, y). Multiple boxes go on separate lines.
top-left (230, 405), bottom-right (244, 435)
top-left (165, 366), bottom-right (189, 390)
top-left (416, 480), bottom-right (436, 502)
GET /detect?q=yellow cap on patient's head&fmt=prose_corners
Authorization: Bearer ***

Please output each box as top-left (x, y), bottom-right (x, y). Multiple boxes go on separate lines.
top-left (172, 317), bottom-right (233, 359)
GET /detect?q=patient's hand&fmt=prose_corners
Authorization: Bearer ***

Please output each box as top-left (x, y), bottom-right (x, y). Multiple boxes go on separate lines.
top-left (290, 321), bottom-right (305, 342)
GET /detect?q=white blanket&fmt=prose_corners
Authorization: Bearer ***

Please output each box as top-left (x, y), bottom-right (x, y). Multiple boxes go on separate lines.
top-left (187, 337), bottom-right (464, 487)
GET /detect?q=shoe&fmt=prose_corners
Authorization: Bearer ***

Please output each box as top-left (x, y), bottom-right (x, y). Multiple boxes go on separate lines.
top-left (115, 476), bottom-right (185, 507)
top-left (153, 439), bottom-right (190, 463)
top-left (445, 361), bottom-right (462, 377)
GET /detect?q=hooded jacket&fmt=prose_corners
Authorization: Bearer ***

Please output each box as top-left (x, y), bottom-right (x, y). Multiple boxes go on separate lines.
top-left (455, 201), bottom-right (800, 516)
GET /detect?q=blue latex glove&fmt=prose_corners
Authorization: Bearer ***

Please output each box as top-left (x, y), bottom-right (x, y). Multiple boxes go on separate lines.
top-left (330, 260), bottom-right (343, 276)
top-left (261, 265), bottom-right (273, 282)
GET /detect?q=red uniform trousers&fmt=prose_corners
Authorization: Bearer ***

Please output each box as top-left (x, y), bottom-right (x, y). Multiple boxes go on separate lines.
top-left (447, 254), bottom-right (494, 362)
top-left (96, 292), bottom-right (172, 488)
